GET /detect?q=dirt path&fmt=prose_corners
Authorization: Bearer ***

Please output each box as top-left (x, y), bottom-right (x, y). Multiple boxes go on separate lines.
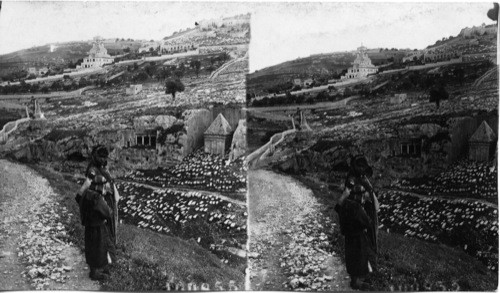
top-left (247, 169), bottom-right (349, 291)
top-left (119, 179), bottom-right (246, 207)
top-left (0, 159), bottom-right (100, 290)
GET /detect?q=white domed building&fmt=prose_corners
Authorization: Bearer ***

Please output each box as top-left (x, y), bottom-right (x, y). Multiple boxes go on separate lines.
top-left (77, 37), bottom-right (114, 69)
top-left (341, 45), bottom-right (378, 80)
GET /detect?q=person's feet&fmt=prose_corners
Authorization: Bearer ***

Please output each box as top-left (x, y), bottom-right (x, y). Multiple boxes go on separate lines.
top-left (89, 268), bottom-right (109, 281)
top-left (102, 264), bottom-right (115, 275)
top-left (350, 277), bottom-right (373, 291)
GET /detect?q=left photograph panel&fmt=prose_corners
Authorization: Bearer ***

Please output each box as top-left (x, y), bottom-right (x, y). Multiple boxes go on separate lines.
top-left (0, 2), bottom-right (249, 290)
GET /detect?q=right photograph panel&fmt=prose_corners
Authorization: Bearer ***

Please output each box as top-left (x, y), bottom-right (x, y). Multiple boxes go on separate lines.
top-left (246, 2), bottom-right (498, 291)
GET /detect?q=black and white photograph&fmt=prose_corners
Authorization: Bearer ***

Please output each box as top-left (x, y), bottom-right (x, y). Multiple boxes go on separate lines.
top-left (246, 2), bottom-right (498, 291)
top-left (0, 1), bottom-right (249, 290)
top-left (0, 1), bottom-right (498, 292)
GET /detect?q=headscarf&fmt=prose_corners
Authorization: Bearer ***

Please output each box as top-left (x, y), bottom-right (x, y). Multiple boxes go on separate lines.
top-left (87, 145), bottom-right (113, 184)
top-left (350, 155), bottom-right (373, 178)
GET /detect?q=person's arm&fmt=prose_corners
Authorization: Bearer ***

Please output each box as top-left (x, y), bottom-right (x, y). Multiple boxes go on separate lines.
top-left (338, 187), bottom-right (351, 206)
top-left (94, 194), bottom-right (112, 219)
top-left (357, 204), bottom-right (373, 229)
top-left (362, 176), bottom-right (380, 212)
top-left (75, 178), bottom-right (91, 204)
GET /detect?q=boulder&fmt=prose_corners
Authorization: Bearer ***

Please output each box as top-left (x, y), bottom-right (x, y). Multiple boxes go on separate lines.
top-left (133, 115), bottom-right (158, 128)
top-left (419, 123), bottom-right (443, 137)
top-left (155, 115), bottom-right (178, 129)
top-left (182, 109), bottom-right (212, 156)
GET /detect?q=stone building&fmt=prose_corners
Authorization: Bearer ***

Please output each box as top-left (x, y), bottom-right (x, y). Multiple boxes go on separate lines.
top-left (138, 42), bottom-right (159, 53)
top-left (204, 113), bottom-right (233, 156)
top-left (390, 93), bottom-right (407, 104)
top-left (197, 14), bottom-right (250, 30)
top-left (77, 37), bottom-right (114, 69)
top-left (424, 49), bottom-right (460, 63)
top-left (38, 67), bottom-right (49, 76)
top-left (303, 78), bottom-right (314, 87)
top-left (126, 84), bottom-right (143, 95)
top-left (161, 43), bottom-right (197, 54)
top-left (28, 67), bottom-right (38, 76)
top-left (469, 121), bottom-right (496, 162)
top-left (341, 45), bottom-right (378, 80)
top-left (460, 23), bottom-right (498, 38)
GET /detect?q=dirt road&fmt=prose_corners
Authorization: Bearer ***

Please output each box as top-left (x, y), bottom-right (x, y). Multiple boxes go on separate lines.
top-left (247, 169), bottom-right (349, 291)
top-left (0, 159), bottom-right (100, 290)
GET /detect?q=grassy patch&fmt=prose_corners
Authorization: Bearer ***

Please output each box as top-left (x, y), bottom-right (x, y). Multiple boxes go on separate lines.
top-left (29, 163), bottom-right (245, 291)
top-left (105, 224), bottom-right (244, 291)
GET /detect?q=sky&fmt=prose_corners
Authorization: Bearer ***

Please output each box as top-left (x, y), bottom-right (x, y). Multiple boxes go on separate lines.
top-left (0, 2), bottom-right (253, 53)
top-left (0, 2), bottom-right (496, 72)
top-left (249, 2), bottom-right (497, 72)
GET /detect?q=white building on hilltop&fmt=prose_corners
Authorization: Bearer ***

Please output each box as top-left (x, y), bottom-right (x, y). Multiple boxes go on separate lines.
top-left (341, 45), bottom-right (378, 80)
top-left (77, 37), bottom-right (114, 69)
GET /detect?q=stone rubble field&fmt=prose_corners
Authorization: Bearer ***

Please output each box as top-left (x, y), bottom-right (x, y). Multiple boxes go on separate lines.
top-left (395, 160), bottom-right (497, 200)
top-left (379, 190), bottom-right (498, 271)
top-left (116, 181), bottom-right (247, 252)
top-left (126, 151), bottom-right (247, 195)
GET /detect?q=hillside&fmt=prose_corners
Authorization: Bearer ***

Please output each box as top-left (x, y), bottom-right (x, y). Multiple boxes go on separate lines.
top-left (247, 53), bottom-right (354, 96)
top-left (248, 22), bottom-right (497, 98)
top-left (0, 40), bottom-right (143, 79)
top-left (246, 58), bottom-right (499, 290)
top-left (26, 163), bottom-right (245, 291)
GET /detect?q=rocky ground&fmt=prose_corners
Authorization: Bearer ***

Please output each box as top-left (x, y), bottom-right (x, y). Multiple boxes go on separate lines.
top-left (0, 159), bottom-right (99, 290)
top-left (247, 169), bottom-right (350, 291)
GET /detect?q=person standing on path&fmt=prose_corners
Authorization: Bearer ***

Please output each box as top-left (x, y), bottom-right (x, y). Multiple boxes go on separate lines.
top-left (335, 155), bottom-right (379, 290)
top-left (76, 145), bottom-right (120, 279)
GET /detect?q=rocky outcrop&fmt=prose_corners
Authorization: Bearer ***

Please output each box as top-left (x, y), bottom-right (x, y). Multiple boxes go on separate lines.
top-left (229, 119), bottom-right (247, 161)
top-left (133, 115), bottom-right (178, 130)
top-left (182, 109), bottom-right (212, 156)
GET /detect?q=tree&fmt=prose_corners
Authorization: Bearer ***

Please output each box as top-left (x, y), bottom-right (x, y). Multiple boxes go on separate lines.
top-left (455, 67), bottom-right (465, 86)
top-left (79, 77), bottom-right (88, 87)
top-left (429, 83), bottom-right (449, 109)
top-left (145, 64), bottom-right (157, 77)
top-left (50, 80), bottom-right (62, 91)
top-left (191, 60), bottom-right (201, 77)
top-left (135, 70), bottom-right (150, 82)
top-left (220, 52), bottom-right (231, 62)
top-left (487, 3), bottom-right (499, 22)
top-left (165, 79), bottom-right (185, 100)
top-left (174, 69), bottom-right (184, 79)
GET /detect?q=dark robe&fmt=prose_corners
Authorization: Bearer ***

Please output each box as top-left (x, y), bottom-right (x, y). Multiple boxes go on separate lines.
top-left (86, 163), bottom-right (118, 245)
top-left (85, 163), bottom-right (118, 263)
top-left (80, 189), bottom-right (113, 268)
top-left (345, 174), bottom-right (379, 254)
top-left (335, 199), bottom-right (376, 277)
